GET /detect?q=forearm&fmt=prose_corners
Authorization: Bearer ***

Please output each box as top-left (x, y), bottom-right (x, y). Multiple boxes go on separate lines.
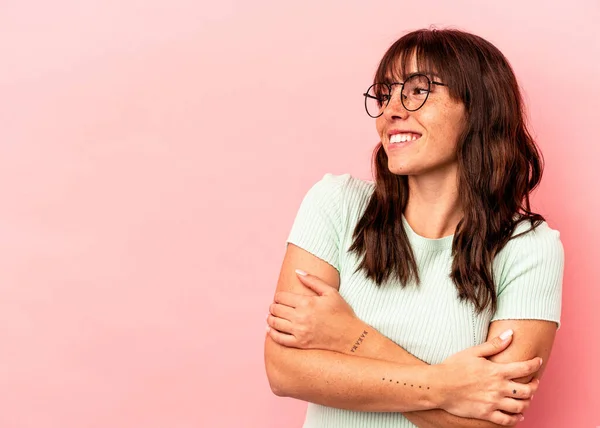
top-left (345, 321), bottom-right (511, 428)
top-left (265, 336), bottom-right (444, 413)
top-left (341, 319), bottom-right (424, 363)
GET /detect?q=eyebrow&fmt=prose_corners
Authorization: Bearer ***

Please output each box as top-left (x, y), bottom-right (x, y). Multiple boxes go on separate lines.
top-left (382, 71), bottom-right (444, 83)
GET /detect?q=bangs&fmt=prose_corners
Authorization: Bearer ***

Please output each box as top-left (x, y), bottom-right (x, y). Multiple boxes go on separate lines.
top-left (374, 30), bottom-right (467, 102)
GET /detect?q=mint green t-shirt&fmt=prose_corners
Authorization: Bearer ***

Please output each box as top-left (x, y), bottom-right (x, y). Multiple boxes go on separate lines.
top-left (286, 173), bottom-right (564, 428)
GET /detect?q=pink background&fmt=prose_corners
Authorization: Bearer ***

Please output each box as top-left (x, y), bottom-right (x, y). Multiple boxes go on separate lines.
top-left (0, 1), bottom-right (598, 427)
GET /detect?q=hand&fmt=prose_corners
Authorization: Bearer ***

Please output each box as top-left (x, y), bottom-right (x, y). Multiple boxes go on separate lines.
top-left (266, 270), bottom-right (360, 352)
top-left (436, 329), bottom-right (541, 425)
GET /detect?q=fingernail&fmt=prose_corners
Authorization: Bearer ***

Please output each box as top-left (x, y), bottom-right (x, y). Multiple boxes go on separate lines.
top-left (266, 325), bottom-right (270, 332)
top-left (519, 415), bottom-right (525, 421)
top-left (539, 358), bottom-right (543, 366)
top-left (499, 329), bottom-right (513, 340)
top-left (531, 395), bottom-right (534, 400)
top-left (295, 269), bottom-right (307, 276)
top-left (266, 313), bottom-right (270, 321)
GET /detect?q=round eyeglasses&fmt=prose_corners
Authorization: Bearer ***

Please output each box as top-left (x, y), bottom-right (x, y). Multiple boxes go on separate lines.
top-left (363, 74), bottom-right (448, 118)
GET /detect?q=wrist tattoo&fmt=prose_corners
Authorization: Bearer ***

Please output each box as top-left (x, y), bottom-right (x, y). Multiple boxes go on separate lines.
top-left (350, 330), bottom-right (369, 352)
top-left (381, 377), bottom-right (430, 389)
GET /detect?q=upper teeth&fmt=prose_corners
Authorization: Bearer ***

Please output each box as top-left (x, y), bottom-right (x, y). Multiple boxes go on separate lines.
top-left (390, 133), bottom-right (419, 143)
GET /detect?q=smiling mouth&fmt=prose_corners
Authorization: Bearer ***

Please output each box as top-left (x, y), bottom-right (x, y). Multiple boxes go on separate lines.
top-left (389, 133), bottom-right (421, 144)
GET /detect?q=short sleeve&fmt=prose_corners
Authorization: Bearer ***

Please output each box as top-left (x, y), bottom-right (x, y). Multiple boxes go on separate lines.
top-left (492, 222), bottom-right (565, 329)
top-left (285, 173), bottom-right (348, 272)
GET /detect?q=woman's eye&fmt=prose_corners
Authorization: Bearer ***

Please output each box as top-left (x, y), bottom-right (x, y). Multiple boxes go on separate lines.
top-left (375, 94), bottom-right (390, 106)
top-left (413, 87), bottom-right (429, 96)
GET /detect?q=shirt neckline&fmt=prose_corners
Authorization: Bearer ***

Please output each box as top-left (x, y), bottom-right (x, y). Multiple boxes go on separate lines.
top-left (401, 215), bottom-right (454, 251)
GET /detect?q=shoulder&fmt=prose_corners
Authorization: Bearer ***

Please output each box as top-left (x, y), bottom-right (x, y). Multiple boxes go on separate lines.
top-left (308, 173), bottom-right (374, 196)
top-left (494, 219), bottom-right (565, 293)
top-left (286, 173), bottom-right (374, 272)
top-left (302, 173), bottom-right (375, 212)
top-left (503, 219), bottom-right (564, 258)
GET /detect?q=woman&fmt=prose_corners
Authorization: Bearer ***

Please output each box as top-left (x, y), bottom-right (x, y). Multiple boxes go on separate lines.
top-left (264, 28), bottom-right (563, 428)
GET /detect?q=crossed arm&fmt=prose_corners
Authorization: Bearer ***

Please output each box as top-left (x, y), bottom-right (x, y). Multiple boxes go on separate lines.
top-left (264, 244), bottom-right (557, 427)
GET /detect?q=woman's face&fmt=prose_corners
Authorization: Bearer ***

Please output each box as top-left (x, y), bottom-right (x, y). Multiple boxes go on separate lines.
top-left (376, 55), bottom-right (467, 178)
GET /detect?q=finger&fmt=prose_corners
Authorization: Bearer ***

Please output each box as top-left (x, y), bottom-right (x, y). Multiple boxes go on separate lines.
top-left (488, 410), bottom-right (523, 426)
top-left (270, 303), bottom-right (295, 321)
top-left (506, 380), bottom-right (536, 399)
top-left (267, 327), bottom-right (299, 348)
top-left (497, 397), bottom-right (531, 416)
top-left (295, 269), bottom-right (336, 296)
top-left (500, 358), bottom-right (543, 380)
top-left (274, 291), bottom-right (307, 308)
top-left (530, 377), bottom-right (540, 394)
top-left (267, 314), bottom-right (293, 335)
top-left (472, 329), bottom-right (513, 357)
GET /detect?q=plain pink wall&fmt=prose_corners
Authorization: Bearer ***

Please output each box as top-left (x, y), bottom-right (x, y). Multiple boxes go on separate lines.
top-left (0, 1), bottom-right (598, 427)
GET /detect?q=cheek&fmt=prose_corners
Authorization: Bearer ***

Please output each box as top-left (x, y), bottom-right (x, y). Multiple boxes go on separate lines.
top-left (424, 107), bottom-right (465, 143)
top-left (375, 118), bottom-right (385, 138)
top-left (443, 103), bottom-right (467, 137)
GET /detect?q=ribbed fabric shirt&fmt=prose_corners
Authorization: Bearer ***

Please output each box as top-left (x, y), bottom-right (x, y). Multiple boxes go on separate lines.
top-left (285, 173), bottom-right (564, 428)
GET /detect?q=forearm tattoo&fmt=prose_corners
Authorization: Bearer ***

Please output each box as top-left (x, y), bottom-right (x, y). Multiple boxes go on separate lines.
top-left (350, 330), bottom-right (369, 352)
top-left (381, 377), bottom-right (430, 390)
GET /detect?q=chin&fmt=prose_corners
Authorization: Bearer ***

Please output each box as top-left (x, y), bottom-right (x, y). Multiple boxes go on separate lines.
top-left (387, 161), bottom-right (413, 175)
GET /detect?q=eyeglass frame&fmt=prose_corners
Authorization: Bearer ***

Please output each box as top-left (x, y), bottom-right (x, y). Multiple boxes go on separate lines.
top-left (363, 73), bottom-right (449, 118)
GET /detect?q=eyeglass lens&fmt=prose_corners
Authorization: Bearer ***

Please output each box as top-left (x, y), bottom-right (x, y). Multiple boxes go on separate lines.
top-left (364, 74), bottom-right (432, 118)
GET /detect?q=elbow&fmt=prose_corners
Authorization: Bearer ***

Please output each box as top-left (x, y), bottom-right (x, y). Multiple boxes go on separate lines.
top-left (265, 363), bottom-right (288, 397)
top-left (269, 378), bottom-right (288, 397)
top-left (264, 341), bottom-right (291, 397)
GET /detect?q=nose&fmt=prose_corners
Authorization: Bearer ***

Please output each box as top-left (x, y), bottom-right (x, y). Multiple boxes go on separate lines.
top-left (383, 86), bottom-right (408, 120)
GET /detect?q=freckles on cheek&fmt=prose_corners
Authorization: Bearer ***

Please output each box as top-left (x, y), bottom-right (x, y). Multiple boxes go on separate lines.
top-left (376, 122), bottom-right (385, 140)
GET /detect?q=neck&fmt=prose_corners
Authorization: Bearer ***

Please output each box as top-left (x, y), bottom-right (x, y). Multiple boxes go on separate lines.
top-left (403, 167), bottom-right (463, 239)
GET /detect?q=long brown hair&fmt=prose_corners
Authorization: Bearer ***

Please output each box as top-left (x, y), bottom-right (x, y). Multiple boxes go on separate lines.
top-left (349, 28), bottom-right (544, 313)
